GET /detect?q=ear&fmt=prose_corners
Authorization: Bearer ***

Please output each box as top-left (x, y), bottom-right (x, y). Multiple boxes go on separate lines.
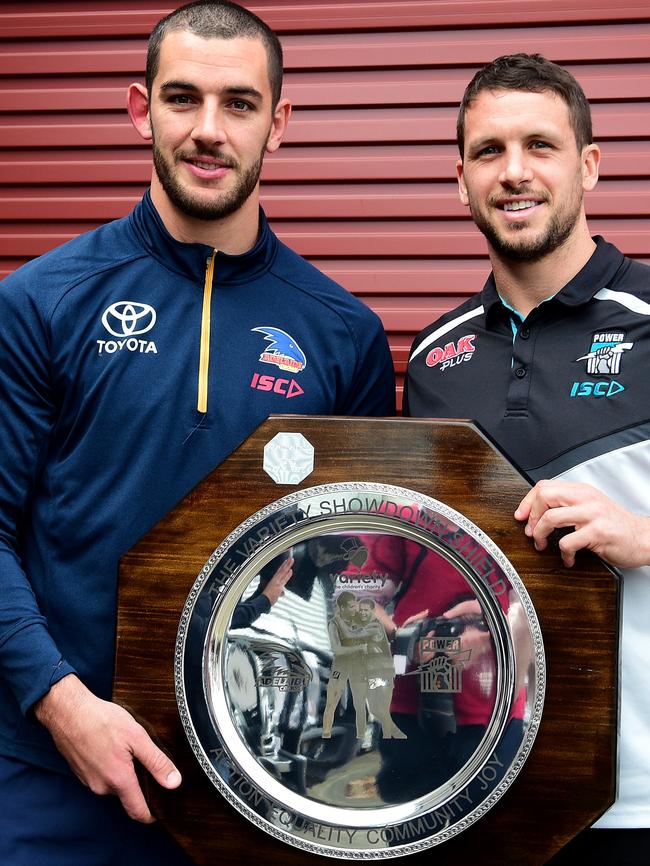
top-left (582, 142), bottom-right (600, 192)
top-left (127, 82), bottom-right (152, 142)
top-left (265, 97), bottom-right (291, 154)
top-left (456, 158), bottom-right (470, 207)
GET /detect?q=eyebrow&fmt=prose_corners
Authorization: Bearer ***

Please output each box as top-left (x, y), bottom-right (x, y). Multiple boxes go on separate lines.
top-left (159, 79), bottom-right (199, 93)
top-left (159, 79), bottom-right (263, 101)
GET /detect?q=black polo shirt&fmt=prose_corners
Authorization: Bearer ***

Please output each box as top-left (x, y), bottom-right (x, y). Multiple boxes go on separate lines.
top-left (405, 237), bottom-right (650, 482)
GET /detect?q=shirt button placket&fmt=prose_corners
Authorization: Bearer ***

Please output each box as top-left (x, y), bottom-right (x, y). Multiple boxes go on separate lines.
top-left (506, 322), bottom-right (535, 412)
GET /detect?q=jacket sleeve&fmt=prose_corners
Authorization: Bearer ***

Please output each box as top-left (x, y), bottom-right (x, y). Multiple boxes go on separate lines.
top-left (230, 594), bottom-right (271, 629)
top-left (339, 310), bottom-right (396, 417)
top-left (0, 274), bottom-right (76, 714)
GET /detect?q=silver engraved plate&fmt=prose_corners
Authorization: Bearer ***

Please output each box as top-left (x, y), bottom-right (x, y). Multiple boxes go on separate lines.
top-left (176, 484), bottom-right (545, 858)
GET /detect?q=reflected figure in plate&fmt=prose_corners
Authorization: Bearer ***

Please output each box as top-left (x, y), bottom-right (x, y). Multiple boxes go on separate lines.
top-left (356, 599), bottom-right (406, 740)
top-left (322, 591), bottom-right (369, 739)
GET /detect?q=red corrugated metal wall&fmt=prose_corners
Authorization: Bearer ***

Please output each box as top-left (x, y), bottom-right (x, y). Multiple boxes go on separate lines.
top-left (2, 0), bottom-right (650, 408)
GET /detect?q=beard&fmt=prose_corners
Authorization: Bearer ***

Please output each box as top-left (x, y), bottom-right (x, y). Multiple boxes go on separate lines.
top-left (152, 139), bottom-right (266, 222)
top-left (469, 185), bottom-right (583, 264)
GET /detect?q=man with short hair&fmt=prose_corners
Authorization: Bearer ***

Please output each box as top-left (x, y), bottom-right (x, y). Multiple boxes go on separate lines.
top-left (406, 53), bottom-right (650, 863)
top-left (0, 3), bottom-right (394, 862)
top-left (356, 598), bottom-right (404, 740)
top-left (322, 591), bottom-right (368, 739)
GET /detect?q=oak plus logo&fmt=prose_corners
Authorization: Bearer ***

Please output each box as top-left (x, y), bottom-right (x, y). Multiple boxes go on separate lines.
top-left (97, 301), bottom-right (158, 355)
top-left (425, 334), bottom-right (476, 371)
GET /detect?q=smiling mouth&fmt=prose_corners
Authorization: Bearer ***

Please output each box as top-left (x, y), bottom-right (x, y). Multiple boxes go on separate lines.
top-left (184, 158), bottom-right (233, 170)
top-left (502, 200), bottom-right (540, 212)
top-left (177, 150), bottom-right (236, 171)
top-left (189, 160), bottom-right (226, 171)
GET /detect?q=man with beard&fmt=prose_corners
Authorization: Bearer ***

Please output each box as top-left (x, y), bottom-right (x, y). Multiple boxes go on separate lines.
top-left (406, 53), bottom-right (650, 864)
top-left (0, 3), bottom-right (394, 864)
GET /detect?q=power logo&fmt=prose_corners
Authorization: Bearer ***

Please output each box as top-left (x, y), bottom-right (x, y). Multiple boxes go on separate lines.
top-left (250, 372), bottom-right (304, 399)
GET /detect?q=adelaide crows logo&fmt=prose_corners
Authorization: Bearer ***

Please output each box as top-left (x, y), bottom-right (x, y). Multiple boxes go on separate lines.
top-left (252, 326), bottom-right (307, 373)
top-left (254, 641), bottom-right (313, 693)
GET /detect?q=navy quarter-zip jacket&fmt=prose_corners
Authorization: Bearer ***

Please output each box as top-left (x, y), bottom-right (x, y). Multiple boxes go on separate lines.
top-left (0, 192), bottom-right (395, 772)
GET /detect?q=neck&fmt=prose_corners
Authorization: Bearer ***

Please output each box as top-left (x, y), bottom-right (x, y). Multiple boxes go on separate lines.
top-left (490, 224), bottom-right (596, 317)
top-left (150, 178), bottom-right (261, 254)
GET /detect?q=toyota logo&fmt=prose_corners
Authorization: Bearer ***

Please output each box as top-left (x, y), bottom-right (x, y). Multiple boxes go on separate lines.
top-left (102, 301), bottom-right (157, 337)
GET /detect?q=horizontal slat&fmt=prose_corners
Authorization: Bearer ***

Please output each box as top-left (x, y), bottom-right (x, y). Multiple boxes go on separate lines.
top-left (284, 24), bottom-right (650, 70)
top-left (2, 218), bottom-right (648, 258)
top-left (0, 46), bottom-right (144, 77)
top-left (2, 23), bottom-right (650, 77)
top-left (0, 116), bottom-right (144, 147)
top-left (317, 261), bottom-right (489, 295)
top-left (1, 103), bottom-right (648, 148)
top-left (1, 179), bottom-right (648, 221)
top-left (4, 63), bottom-right (650, 112)
top-left (367, 297), bottom-right (473, 332)
top-left (1, 1), bottom-right (649, 39)
top-left (1, 141), bottom-right (648, 184)
top-left (0, 153), bottom-right (154, 184)
top-left (391, 342), bottom-right (416, 374)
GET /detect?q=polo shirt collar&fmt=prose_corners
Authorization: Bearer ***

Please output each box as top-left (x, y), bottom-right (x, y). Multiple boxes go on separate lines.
top-left (482, 236), bottom-right (626, 325)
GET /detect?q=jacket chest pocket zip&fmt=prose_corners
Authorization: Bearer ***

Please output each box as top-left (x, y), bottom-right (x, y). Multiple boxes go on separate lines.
top-left (197, 250), bottom-right (216, 414)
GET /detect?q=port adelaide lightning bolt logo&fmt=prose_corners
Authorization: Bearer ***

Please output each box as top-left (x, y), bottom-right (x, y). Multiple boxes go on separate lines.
top-left (252, 326), bottom-right (307, 373)
top-left (575, 331), bottom-right (634, 375)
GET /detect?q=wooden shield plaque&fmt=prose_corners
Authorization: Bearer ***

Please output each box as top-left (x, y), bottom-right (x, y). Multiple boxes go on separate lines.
top-left (114, 416), bottom-right (618, 865)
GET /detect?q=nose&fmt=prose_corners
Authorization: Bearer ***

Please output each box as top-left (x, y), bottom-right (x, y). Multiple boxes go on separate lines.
top-left (190, 100), bottom-right (227, 147)
top-left (499, 146), bottom-right (533, 188)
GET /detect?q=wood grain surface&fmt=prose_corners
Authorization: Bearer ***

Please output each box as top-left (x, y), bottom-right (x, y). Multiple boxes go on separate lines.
top-left (114, 416), bottom-right (618, 865)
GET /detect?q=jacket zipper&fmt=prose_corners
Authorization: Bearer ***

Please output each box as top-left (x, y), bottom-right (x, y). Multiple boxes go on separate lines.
top-left (197, 251), bottom-right (216, 413)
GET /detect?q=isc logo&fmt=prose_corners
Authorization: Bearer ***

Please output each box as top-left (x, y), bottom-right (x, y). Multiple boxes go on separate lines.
top-left (570, 380), bottom-right (625, 398)
top-left (250, 372), bottom-right (304, 399)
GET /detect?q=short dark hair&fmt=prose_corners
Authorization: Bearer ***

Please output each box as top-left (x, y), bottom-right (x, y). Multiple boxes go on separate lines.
top-left (336, 591), bottom-right (356, 609)
top-left (358, 598), bottom-right (375, 609)
top-left (146, 1), bottom-right (284, 108)
top-left (457, 53), bottom-right (592, 158)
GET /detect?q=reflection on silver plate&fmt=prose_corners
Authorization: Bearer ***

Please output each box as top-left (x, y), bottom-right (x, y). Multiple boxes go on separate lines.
top-left (175, 484), bottom-right (545, 859)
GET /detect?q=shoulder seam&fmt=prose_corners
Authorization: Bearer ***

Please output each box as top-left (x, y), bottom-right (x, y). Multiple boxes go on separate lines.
top-left (268, 260), bottom-right (379, 377)
top-left (46, 252), bottom-right (149, 326)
